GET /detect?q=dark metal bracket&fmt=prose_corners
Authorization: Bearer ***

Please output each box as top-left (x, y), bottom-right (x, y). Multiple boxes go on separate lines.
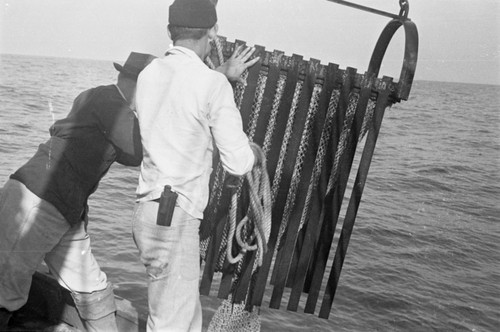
top-left (368, 18), bottom-right (418, 100)
top-left (328, 0), bottom-right (418, 101)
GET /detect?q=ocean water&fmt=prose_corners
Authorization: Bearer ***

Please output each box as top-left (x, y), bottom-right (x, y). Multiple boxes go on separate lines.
top-left (0, 54), bottom-right (499, 331)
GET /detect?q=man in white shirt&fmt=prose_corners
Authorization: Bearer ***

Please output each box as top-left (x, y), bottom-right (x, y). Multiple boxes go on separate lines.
top-left (133, 0), bottom-right (261, 330)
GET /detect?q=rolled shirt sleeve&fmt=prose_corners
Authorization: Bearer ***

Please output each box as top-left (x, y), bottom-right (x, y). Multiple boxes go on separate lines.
top-left (208, 77), bottom-right (255, 176)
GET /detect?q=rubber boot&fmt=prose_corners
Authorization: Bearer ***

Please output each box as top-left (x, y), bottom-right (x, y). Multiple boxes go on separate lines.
top-left (71, 283), bottom-right (118, 332)
top-left (0, 308), bottom-right (12, 330)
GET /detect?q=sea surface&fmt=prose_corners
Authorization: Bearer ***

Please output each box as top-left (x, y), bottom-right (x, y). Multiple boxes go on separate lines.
top-left (0, 54), bottom-right (499, 331)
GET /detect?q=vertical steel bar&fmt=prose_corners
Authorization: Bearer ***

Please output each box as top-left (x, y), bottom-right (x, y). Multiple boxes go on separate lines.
top-left (319, 76), bottom-right (393, 318)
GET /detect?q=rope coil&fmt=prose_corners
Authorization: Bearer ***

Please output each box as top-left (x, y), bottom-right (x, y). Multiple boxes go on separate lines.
top-left (226, 144), bottom-right (272, 268)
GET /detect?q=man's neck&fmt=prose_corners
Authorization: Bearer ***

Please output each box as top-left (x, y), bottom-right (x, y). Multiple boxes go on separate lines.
top-left (174, 37), bottom-right (209, 60)
top-left (116, 79), bottom-right (135, 106)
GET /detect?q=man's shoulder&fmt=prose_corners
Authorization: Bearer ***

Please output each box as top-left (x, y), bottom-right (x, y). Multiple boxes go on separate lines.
top-left (90, 85), bottom-right (120, 101)
top-left (92, 84), bottom-right (117, 95)
top-left (76, 85), bottom-right (115, 100)
top-left (140, 55), bottom-right (228, 88)
top-left (206, 68), bottom-right (234, 91)
top-left (79, 85), bottom-right (123, 111)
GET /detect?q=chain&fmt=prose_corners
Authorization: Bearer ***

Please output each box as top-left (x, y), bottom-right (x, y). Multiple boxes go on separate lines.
top-left (399, 0), bottom-right (409, 18)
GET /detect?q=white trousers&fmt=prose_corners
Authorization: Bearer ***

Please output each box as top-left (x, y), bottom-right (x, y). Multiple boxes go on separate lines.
top-left (0, 179), bottom-right (109, 311)
top-left (133, 201), bottom-right (202, 332)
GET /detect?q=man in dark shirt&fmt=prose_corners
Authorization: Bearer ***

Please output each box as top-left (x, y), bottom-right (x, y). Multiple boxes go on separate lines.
top-left (0, 52), bottom-right (155, 331)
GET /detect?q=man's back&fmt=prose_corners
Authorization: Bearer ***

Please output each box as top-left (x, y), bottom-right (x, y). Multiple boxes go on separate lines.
top-left (135, 45), bottom-right (254, 219)
top-left (11, 85), bottom-right (141, 224)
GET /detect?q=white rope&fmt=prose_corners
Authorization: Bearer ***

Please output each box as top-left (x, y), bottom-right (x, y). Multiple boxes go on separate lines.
top-left (226, 144), bottom-right (271, 267)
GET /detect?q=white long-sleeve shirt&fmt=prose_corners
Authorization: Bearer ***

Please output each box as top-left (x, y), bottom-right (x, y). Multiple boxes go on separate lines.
top-left (135, 46), bottom-right (255, 219)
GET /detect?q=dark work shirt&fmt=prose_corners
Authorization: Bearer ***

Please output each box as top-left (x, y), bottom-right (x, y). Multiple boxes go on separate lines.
top-left (11, 85), bottom-right (142, 225)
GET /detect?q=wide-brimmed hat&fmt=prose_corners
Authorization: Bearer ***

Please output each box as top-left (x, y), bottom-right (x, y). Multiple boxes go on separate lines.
top-left (113, 52), bottom-right (157, 80)
top-left (169, 0), bottom-right (217, 28)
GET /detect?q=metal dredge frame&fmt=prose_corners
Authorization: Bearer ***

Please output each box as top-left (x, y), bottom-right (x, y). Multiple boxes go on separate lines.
top-left (199, 17), bottom-right (418, 319)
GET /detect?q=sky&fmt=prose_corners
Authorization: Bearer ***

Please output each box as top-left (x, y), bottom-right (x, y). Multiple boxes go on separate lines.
top-left (1, 0), bottom-right (499, 85)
